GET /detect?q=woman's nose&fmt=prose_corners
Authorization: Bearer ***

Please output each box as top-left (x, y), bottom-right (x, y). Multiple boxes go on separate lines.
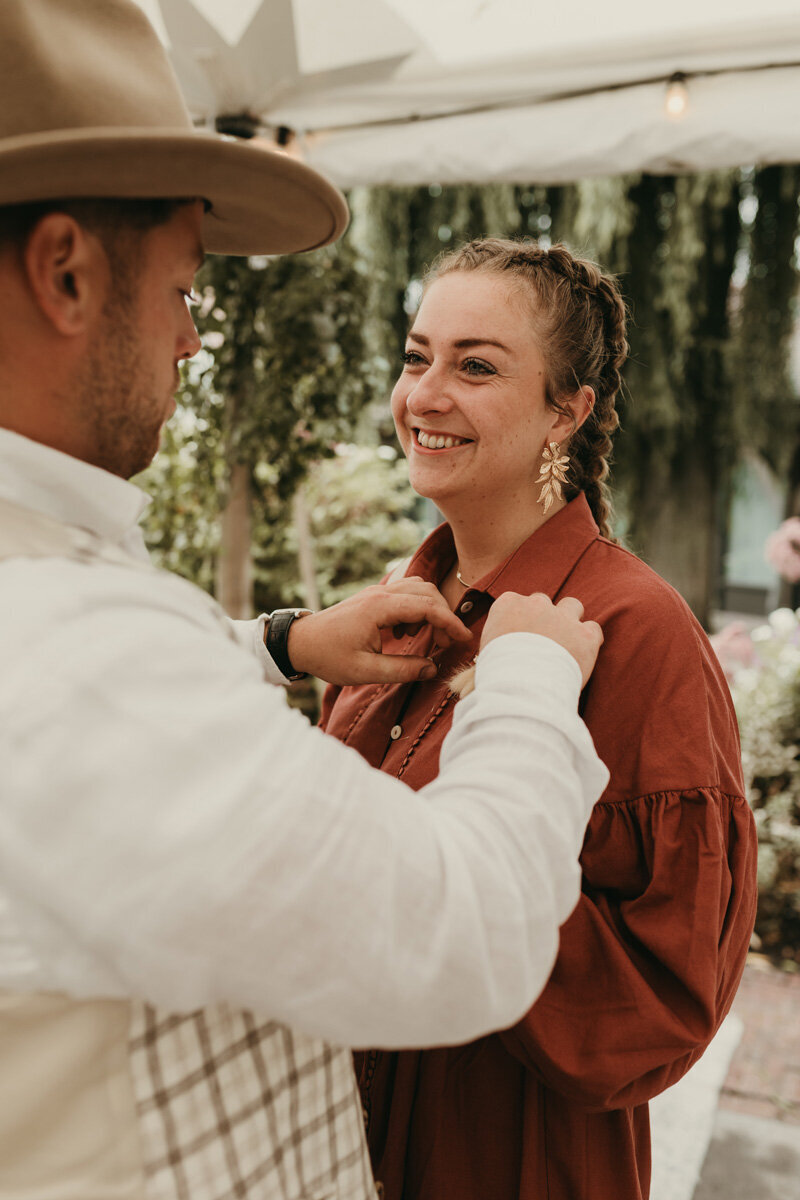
top-left (405, 369), bottom-right (454, 416)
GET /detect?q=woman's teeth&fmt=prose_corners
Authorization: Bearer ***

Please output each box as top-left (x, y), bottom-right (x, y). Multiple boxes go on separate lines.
top-left (416, 430), bottom-right (470, 449)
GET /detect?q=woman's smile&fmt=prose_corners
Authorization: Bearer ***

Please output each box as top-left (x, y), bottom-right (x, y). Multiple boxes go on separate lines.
top-left (412, 427), bottom-right (474, 453)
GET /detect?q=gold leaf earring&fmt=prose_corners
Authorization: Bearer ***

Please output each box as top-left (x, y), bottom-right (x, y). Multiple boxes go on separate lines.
top-left (535, 442), bottom-right (570, 513)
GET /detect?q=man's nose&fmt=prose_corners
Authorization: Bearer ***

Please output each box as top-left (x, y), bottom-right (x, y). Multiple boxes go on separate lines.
top-left (178, 319), bottom-right (202, 361)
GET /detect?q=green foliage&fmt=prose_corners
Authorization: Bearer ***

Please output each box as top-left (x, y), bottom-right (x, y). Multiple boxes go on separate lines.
top-left (250, 444), bottom-right (424, 614)
top-left (185, 238), bottom-right (383, 503)
top-left (136, 428), bottom-right (424, 610)
top-left (559, 172), bottom-right (742, 484)
top-left (730, 166), bottom-right (800, 467)
top-left (136, 224), bottom-right (395, 609)
top-left (352, 183), bottom-right (521, 368)
top-left (731, 609), bottom-right (800, 966)
top-left (134, 403), bottom-right (223, 594)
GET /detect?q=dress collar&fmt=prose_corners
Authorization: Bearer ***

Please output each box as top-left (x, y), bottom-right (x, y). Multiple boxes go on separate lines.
top-left (0, 428), bottom-right (151, 554)
top-left (407, 493), bottom-right (600, 600)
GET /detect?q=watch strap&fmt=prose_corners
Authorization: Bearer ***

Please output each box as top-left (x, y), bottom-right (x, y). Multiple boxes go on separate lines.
top-left (265, 608), bottom-right (313, 681)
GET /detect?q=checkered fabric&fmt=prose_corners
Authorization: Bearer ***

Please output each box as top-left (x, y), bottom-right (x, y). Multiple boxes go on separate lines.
top-left (129, 1003), bottom-right (377, 1200)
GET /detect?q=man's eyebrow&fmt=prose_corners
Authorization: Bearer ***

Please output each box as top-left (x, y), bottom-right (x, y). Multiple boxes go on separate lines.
top-left (407, 331), bottom-right (511, 352)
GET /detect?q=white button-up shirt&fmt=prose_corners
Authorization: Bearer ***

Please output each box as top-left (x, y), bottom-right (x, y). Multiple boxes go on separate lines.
top-left (0, 428), bottom-right (608, 1048)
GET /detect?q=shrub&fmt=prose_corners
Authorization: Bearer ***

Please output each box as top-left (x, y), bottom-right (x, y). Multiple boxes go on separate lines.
top-left (719, 609), bottom-right (800, 967)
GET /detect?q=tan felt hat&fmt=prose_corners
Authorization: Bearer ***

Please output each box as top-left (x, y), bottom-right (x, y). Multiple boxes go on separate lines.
top-left (0, 0), bottom-right (349, 255)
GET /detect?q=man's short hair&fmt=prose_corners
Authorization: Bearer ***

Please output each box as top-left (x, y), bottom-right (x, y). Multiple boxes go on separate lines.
top-left (0, 197), bottom-right (194, 257)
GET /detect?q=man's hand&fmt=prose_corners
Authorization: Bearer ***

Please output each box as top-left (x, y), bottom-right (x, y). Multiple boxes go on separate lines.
top-left (286, 579), bottom-right (472, 686)
top-left (480, 593), bottom-right (602, 687)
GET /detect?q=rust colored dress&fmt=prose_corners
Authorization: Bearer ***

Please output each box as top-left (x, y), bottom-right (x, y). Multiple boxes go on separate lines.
top-left (320, 495), bottom-right (758, 1200)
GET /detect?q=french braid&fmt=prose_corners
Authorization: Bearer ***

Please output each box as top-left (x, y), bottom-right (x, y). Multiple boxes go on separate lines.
top-left (425, 239), bottom-right (628, 539)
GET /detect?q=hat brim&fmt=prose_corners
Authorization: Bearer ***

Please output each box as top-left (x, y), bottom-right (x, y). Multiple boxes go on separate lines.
top-left (0, 127), bottom-right (349, 255)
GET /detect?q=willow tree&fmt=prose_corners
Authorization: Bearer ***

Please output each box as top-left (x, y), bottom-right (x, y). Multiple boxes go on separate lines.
top-left (729, 166), bottom-right (800, 606)
top-left (733, 166), bottom-right (800, 497)
top-left (351, 183), bottom-right (521, 410)
top-left (537, 172), bottom-right (738, 624)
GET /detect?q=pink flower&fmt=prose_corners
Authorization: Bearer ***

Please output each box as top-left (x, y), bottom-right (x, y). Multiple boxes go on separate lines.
top-left (710, 622), bottom-right (756, 682)
top-left (765, 518), bottom-right (800, 583)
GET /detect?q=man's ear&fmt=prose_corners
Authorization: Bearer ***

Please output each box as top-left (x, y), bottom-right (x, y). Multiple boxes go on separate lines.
top-left (549, 385), bottom-right (596, 443)
top-left (23, 214), bottom-right (107, 337)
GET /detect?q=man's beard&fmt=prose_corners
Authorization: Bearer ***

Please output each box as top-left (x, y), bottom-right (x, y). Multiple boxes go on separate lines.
top-left (76, 286), bottom-right (172, 480)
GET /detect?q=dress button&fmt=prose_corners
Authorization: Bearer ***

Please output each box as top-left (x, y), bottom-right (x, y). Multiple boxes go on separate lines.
top-left (390, 724), bottom-right (403, 740)
top-left (375, 1185), bottom-right (385, 1198)
top-left (460, 599), bottom-right (474, 614)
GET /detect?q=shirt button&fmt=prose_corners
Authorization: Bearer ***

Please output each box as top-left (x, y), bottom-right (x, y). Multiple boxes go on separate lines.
top-left (390, 724), bottom-right (403, 740)
top-left (460, 599), bottom-right (474, 614)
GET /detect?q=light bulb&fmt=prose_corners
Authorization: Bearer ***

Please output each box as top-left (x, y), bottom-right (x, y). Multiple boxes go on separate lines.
top-left (665, 73), bottom-right (689, 120)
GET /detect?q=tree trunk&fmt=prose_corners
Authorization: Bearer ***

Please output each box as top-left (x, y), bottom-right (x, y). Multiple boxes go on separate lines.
top-left (614, 173), bottom-right (740, 629)
top-left (633, 442), bottom-right (719, 626)
top-left (292, 484), bottom-right (321, 613)
top-left (217, 460), bottom-right (253, 618)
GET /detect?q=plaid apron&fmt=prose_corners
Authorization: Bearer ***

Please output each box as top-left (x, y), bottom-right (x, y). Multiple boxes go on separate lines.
top-left (0, 496), bottom-right (377, 1200)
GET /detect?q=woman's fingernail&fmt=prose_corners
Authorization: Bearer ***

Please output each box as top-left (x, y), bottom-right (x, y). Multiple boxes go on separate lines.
top-left (420, 662), bottom-right (438, 679)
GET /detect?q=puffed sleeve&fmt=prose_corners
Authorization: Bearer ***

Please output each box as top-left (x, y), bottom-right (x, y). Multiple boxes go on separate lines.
top-left (500, 787), bottom-right (757, 1109)
top-left (500, 561), bottom-right (758, 1110)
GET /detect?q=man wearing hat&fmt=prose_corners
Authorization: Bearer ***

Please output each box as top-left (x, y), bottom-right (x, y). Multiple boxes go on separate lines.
top-left (0, 2), bottom-right (608, 1197)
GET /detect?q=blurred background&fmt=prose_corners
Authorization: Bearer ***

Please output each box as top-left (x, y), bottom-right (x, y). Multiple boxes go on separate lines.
top-left (132, 3), bottom-right (800, 1195)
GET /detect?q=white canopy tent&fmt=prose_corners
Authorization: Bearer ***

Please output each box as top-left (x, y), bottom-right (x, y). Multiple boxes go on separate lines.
top-left (136, 0), bottom-right (800, 185)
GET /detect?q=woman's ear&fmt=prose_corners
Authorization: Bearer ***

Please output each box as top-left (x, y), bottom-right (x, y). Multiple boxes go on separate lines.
top-left (549, 385), bottom-right (596, 443)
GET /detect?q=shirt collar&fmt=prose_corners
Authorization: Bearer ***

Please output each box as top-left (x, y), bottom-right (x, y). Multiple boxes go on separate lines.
top-left (407, 493), bottom-right (600, 600)
top-left (0, 428), bottom-right (151, 553)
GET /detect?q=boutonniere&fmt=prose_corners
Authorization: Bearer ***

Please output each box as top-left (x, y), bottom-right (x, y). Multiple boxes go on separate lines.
top-left (449, 657), bottom-right (478, 699)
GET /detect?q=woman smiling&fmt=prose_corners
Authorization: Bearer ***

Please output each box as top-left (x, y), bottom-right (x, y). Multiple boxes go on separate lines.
top-left (321, 239), bottom-right (757, 1200)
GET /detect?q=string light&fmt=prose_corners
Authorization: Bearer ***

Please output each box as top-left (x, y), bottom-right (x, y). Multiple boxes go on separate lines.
top-left (665, 72), bottom-right (689, 120)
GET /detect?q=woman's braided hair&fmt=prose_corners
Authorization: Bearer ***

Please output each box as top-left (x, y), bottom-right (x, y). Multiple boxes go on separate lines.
top-left (425, 239), bottom-right (628, 539)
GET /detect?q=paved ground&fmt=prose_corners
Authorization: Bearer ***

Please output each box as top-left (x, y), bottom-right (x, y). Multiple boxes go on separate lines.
top-left (694, 958), bottom-right (800, 1199)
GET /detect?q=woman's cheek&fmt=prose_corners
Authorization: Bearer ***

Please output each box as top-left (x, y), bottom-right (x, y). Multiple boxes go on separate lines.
top-left (390, 388), bottom-right (410, 453)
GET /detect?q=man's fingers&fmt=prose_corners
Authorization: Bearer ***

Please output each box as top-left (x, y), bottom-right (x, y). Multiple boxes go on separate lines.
top-left (555, 595), bottom-right (585, 619)
top-left (584, 619), bottom-right (604, 646)
top-left (384, 578), bottom-right (439, 598)
top-left (378, 594), bottom-right (471, 642)
top-left (393, 621), bottom-right (424, 639)
top-left (355, 652), bottom-right (438, 684)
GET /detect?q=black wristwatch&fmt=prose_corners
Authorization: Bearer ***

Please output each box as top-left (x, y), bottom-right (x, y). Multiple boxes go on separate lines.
top-left (265, 608), bottom-right (313, 682)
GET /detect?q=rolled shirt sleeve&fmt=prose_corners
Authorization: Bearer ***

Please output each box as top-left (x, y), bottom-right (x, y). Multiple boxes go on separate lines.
top-left (0, 559), bottom-right (608, 1049)
top-left (230, 613), bottom-right (290, 685)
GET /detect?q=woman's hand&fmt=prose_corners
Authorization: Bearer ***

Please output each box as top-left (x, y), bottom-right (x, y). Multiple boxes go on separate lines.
top-left (286, 578), bottom-right (472, 686)
top-left (480, 593), bottom-right (602, 687)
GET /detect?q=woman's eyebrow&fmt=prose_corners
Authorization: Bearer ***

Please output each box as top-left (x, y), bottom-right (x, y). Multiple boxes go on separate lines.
top-left (407, 331), bottom-right (511, 352)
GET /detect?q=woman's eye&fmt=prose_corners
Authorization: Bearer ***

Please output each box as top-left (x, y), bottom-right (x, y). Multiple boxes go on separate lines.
top-left (402, 349), bottom-right (426, 367)
top-left (462, 358), bottom-right (496, 376)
